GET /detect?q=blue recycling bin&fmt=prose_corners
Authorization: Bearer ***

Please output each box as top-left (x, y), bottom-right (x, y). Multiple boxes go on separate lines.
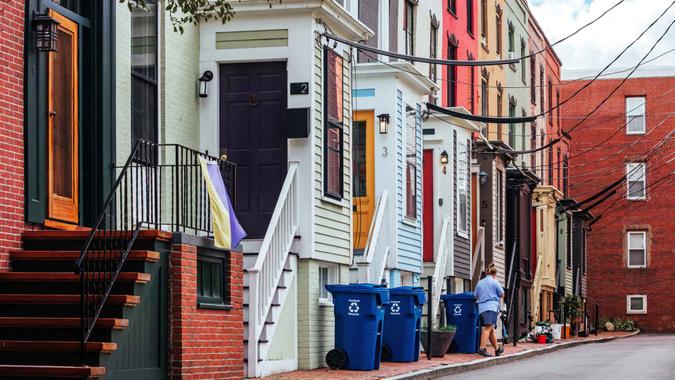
top-left (325, 284), bottom-right (390, 371)
top-left (440, 292), bottom-right (480, 353)
top-left (382, 286), bottom-right (427, 362)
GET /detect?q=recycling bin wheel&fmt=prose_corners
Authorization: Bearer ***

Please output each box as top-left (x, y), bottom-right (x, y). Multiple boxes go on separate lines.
top-left (381, 343), bottom-right (392, 362)
top-left (326, 348), bottom-right (348, 369)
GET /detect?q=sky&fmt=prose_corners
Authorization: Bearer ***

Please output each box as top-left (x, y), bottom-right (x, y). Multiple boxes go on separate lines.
top-left (528, 0), bottom-right (675, 75)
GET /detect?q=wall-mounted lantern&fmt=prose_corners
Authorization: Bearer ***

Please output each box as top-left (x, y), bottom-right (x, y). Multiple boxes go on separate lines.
top-left (479, 171), bottom-right (488, 185)
top-left (34, 12), bottom-right (59, 52)
top-left (198, 70), bottom-right (214, 98)
top-left (377, 113), bottom-right (390, 134)
top-left (440, 150), bottom-right (449, 174)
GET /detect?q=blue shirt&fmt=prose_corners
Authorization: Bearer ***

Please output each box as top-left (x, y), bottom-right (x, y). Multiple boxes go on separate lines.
top-left (474, 276), bottom-right (504, 314)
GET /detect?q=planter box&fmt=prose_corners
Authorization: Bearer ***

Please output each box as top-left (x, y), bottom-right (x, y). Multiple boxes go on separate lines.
top-left (420, 331), bottom-right (456, 358)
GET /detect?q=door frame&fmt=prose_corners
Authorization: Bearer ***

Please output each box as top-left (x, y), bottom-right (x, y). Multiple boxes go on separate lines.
top-left (423, 149), bottom-right (434, 262)
top-left (352, 110), bottom-right (375, 251)
top-left (47, 9), bottom-right (79, 225)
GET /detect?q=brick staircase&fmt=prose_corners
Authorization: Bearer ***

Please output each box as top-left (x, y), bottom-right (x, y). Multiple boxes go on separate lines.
top-left (0, 230), bottom-right (167, 379)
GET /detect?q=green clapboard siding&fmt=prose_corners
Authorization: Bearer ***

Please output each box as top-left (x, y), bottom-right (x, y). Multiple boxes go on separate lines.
top-left (215, 29), bottom-right (289, 49)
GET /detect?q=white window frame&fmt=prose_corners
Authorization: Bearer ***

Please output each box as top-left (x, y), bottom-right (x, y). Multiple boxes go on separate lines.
top-left (456, 139), bottom-right (469, 238)
top-left (626, 162), bottom-right (646, 200)
top-left (495, 169), bottom-right (504, 245)
top-left (626, 230), bottom-right (647, 268)
top-left (404, 105), bottom-right (418, 222)
top-left (319, 264), bottom-right (339, 305)
top-left (626, 294), bottom-right (647, 314)
top-left (625, 96), bottom-right (646, 135)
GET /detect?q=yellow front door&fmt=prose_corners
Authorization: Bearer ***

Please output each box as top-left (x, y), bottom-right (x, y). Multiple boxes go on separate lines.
top-left (47, 10), bottom-right (79, 225)
top-left (352, 111), bottom-right (375, 252)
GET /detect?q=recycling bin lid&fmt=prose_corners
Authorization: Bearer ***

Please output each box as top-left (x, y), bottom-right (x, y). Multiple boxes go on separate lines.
top-left (440, 292), bottom-right (476, 302)
top-left (389, 286), bottom-right (427, 305)
top-left (325, 283), bottom-right (390, 304)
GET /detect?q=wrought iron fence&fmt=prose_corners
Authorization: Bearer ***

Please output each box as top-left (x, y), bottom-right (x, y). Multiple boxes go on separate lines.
top-left (75, 140), bottom-right (236, 363)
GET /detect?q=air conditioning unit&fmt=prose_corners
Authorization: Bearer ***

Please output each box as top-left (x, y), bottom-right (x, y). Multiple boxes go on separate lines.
top-left (508, 51), bottom-right (516, 60)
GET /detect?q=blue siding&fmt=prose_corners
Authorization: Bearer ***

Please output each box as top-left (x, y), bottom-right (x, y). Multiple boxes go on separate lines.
top-left (353, 88), bottom-right (375, 97)
top-left (395, 91), bottom-right (423, 274)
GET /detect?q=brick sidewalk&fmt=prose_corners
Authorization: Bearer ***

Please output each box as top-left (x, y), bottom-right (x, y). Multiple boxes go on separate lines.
top-left (263, 331), bottom-right (637, 380)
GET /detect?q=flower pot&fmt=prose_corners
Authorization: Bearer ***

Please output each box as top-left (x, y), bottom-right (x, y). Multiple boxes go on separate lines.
top-left (562, 325), bottom-right (571, 339)
top-left (536, 335), bottom-right (547, 344)
top-left (420, 330), bottom-right (456, 357)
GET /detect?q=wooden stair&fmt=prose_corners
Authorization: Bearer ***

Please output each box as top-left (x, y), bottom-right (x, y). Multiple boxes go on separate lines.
top-left (0, 231), bottom-right (163, 379)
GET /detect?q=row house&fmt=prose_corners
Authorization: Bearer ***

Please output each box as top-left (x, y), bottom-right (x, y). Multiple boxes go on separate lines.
top-left (563, 70), bottom-right (675, 332)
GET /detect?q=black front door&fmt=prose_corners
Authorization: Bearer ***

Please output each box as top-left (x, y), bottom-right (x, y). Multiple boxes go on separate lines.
top-left (220, 62), bottom-right (288, 238)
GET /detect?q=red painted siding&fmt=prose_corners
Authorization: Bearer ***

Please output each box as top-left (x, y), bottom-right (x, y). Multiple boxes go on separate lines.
top-left (562, 75), bottom-right (675, 332)
top-left (169, 244), bottom-right (245, 378)
top-left (442, 0), bottom-right (479, 113)
top-left (423, 149), bottom-right (434, 262)
top-left (0, 1), bottom-right (26, 271)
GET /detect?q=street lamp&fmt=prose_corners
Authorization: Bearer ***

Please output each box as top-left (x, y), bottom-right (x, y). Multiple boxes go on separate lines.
top-left (377, 113), bottom-right (390, 134)
top-left (33, 12), bottom-right (59, 52)
top-left (198, 70), bottom-right (214, 98)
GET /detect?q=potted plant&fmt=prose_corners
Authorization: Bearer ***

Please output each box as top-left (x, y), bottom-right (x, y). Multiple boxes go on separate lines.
top-left (562, 295), bottom-right (583, 337)
top-left (420, 324), bottom-right (456, 357)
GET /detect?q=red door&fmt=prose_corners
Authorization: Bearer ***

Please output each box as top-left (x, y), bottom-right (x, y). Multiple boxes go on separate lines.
top-left (423, 150), bottom-right (434, 262)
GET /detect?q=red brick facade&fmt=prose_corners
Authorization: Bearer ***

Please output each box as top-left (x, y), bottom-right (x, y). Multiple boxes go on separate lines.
top-left (562, 75), bottom-right (675, 332)
top-left (0, 0), bottom-right (25, 271)
top-left (169, 244), bottom-right (244, 379)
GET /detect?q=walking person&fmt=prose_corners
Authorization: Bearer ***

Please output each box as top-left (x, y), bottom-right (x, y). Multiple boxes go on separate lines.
top-left (474, 263), bottom-right (505, 357)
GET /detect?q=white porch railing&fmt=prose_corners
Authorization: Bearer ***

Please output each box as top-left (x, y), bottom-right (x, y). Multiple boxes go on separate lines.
top-left (356, 190), bottom-right (389, 284)
top-left (531, 254), bottom-right (544, 321)
top-left (431, 217), bottom-right (450, 327)
top-left (471, 227), bottom-right (485, 288)
top-left (247, 161), bottom-right (299, 378)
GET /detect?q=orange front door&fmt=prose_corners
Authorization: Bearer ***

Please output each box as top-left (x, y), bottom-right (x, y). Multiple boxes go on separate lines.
top-left (352, 111), bottom-right (375, 252)
top-left (47, 10), bottom-right (79, 224)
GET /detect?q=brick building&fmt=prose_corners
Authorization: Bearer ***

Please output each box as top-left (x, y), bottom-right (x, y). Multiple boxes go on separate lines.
top-left (562, 68), bottom-right (675, 332)
top-left (0, 0), bottom-right (26, 271)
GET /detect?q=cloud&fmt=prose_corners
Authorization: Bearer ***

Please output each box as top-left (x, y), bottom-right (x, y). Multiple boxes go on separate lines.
top-left (528, 0), bottom-right (675, 73)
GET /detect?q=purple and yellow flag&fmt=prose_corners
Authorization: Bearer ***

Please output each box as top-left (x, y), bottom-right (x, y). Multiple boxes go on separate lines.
top-left (198, 157), bottom-right (246, 250)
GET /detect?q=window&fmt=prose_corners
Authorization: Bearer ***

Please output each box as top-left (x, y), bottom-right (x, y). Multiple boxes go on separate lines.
top-left (430, 21), bottom-right (438, 82)
top-left (480, 0), bottom-right (488, 41)
top-left (626, 96), bottom-right (646, 134)
top-left (495, 13), bottom-right (502, 56)
top-left (626, 162), bottom-right (646, 200)
top-left (404, 0), bottom-right (415, 55)
top-left (507, 22), bottom-right (514, 55)
top-left (530, 54), bottom-right (536, 103)
top-left (319, 265), bottom-right (338, 304)
top-left (521, 109), bottom-right (527, 162)
top-left (405, 108), bottom-right (418, 219)
top-left (626, 295), bottom-right (647, 314)
top-left (627, 231), bottom-right (647, 268)
top-left (131, 0), bottom-right (158, 146)
top-left (557, 148), bottom-right (561, 189)
top-left (547, 143), bottom-right (553, 185)
top-left (548, 80), bottom-right (553, 125)
top-left (447, 42), bottom-right (457, 107)
top-left (457, 135), bottom-right (470, 236)
top-left (496, 169), bottom-right (503, 243)
top-left (448, 0), bottom-right (456, 15)
top-left (469, 53), bottom-right (476, 113)
top-left (520, 40), bottom-right (526, 83)
top-left (530, 124), bottom-right (537, 170)
top-left (467, 0), bottom-right (474, 35)
top-left (496, 91), bottom-right (503, 138)
top-left (562, 155), bottom-right (569, 195)
top-left (481, 77), bottom-right (488, 136)
top-left (324, 49), bottom-right (344, 199)
top-left (197, 249), bottom-right (230, 308)
top-left (540, 66), bottom-right (545, 114)
top-left (556, 90), bottom-right (561, 128)
top-left (508, 98), bottom-right (516, 148)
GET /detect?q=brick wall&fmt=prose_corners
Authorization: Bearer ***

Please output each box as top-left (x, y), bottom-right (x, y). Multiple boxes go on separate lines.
top-left (0, 1), bottom-right (25, 271)
top-left (169, 244), bottom-right (244, 379)
top-left (562, 75), bottom-right (675, 332)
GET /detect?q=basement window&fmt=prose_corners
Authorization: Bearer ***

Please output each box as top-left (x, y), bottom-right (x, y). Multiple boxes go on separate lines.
top-left (197, 248), bottom-right (230, 309)
top-left (626, 295), bottom-right (647, 314)
top-left (319, 264), bottom-right (338, 305)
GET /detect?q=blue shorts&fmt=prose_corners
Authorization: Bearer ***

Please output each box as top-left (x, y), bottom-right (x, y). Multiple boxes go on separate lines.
top-left (479, 311), bottom-right (498, 327)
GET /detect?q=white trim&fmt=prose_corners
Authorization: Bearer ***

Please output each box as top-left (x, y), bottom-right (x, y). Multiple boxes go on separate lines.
top-left (403, 103), bottom-right (418, 221)
top-left (456, 138), bottom-right (470, 239)
top-left (626, 230), bottom-right (647, 268)
top-left (626, 162), bottom-right (646, 200)
top-left (626, 294), bottom-right (647, 314)
top-left (625, 96), bottom-right (646, 135)
top-left (318, 263), bottom-right (339, 304)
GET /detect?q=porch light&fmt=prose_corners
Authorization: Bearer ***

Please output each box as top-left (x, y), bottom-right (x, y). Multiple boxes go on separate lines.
top-left (377, 113), bottom-right (390, 134)
top-left (33, 12), bottom-right (59, 52)
top-left (198, 70), bottom-right (214, 98)
top-left (440, 150), bottom-right (449, 165)
top-left (479, 171), bottom-right (488, 185)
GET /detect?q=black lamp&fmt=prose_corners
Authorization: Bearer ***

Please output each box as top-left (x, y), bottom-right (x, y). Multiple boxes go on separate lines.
top-left (479, 171), bottom-right (488, 185)
top-left (34, 12), bottom-right (59, 52)
top-left (377, 113), bottom-right (390, 134)
top-left (440, 150), bottom-right (449, 164)
top-left (198, 70), bottom-right (214, 98)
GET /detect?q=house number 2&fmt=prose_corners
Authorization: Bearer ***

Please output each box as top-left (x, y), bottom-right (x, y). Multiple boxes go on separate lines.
top-left (290, 82), bottom-right (309, 95)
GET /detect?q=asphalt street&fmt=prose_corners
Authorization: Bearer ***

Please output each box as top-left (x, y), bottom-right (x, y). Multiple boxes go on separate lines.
top-left (437, 334), bottom-right (675, 380)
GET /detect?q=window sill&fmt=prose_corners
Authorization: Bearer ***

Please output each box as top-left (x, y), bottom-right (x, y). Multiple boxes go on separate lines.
top-left (626, 131), bottom-right (646, 135)
top-left (198, 302), bottom-right (233, 310)
top-left (402, 217), bottom-right (418, 227)
top-left (626, 197), bottom-right (647, 202)
top-left (627, 310), bottom-right (647, 315)
top-left (448, 9), bottom-right (458, 19)
top-left (627, 265), bottom-right (647, 269)
top-left (495, 242), bottom-right (505, 250)
top-left (481, 42), bottom-right (489, 53)
top-left (456, 230), bottom-right (469, 240)
top-left (321, 195), bottom-right (346, 208)
top-left (509, 63), bottom-right (517, 72)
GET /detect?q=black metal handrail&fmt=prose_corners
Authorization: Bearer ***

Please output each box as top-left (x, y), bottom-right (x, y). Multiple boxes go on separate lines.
top-left (74, 140), bottom-right (236, 363)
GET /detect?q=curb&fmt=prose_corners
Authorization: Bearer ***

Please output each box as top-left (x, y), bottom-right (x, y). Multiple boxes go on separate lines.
top-left (385, 330), bottom-right (640, 380)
